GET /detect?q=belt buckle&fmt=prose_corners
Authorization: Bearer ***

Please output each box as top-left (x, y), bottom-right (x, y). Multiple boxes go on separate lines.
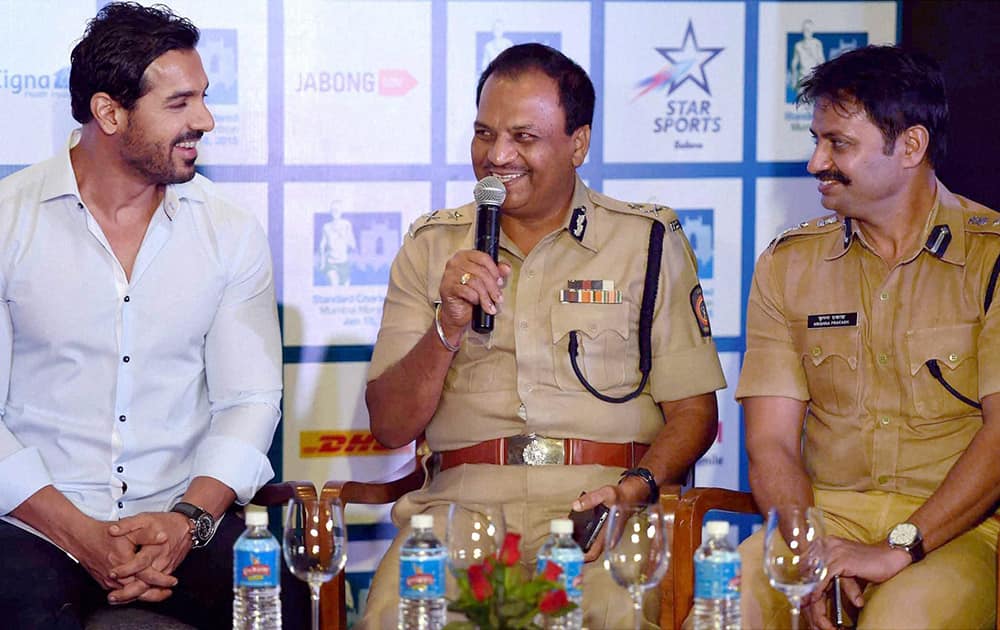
top-left (506, 434), bottom-right (564, 465)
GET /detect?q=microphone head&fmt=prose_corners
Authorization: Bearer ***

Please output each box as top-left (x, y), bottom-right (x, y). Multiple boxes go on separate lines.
top-left (473, 175), bottom-right (507, 207)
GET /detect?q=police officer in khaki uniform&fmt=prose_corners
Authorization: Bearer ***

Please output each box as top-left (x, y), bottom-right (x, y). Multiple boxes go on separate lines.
top-left (361, 44), bottom-right (726, 628)
top-left (738, 45), bottom-right (1000, 629)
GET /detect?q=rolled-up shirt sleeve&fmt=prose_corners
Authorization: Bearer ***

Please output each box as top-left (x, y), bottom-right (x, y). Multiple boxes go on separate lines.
top-left (196, 221), bottom-right (282, 504)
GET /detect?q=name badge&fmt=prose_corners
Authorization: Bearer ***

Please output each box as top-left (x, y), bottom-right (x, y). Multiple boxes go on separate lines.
top-left (807, 313), bottom-right (858, 329)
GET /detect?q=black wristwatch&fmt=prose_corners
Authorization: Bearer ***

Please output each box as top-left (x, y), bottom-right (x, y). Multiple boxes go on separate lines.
top-left (887, 522), bottom-right (925, 563)
top-left (171, 501), bottom-right (218, 548)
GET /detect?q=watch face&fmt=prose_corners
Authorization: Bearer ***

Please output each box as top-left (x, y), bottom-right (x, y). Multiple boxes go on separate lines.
top-left (194, 514), bottom-right (215, 543)
top-left (889, 522), bottom-right (918, 547)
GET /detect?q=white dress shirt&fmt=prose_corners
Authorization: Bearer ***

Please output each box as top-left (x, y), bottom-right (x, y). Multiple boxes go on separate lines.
top-left (0, 139), bottom-right (282, 533)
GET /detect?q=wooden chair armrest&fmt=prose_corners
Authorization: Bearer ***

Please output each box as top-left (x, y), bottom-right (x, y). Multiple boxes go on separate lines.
top-left (316, 458), bottom-right (425, 630)
top-left (667, 488), bottom-right (758, 630)
top-left (249, 480), bottom-right (318, 506)
top-left (322, 456), bottom-right (426, 504)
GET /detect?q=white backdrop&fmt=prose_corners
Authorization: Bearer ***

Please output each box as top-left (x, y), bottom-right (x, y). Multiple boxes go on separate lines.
top-left (0, 0), bottom-right (897, 622)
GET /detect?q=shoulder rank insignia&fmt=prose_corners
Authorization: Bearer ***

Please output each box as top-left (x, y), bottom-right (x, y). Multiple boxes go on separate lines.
top-left (768, 215), bottom-right (842, 251)
top-left (408, 207), bottom-right (472, 238)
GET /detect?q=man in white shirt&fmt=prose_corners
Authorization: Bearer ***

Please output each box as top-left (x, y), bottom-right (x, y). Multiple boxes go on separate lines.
top-left (0, 4), bottom-right (297, 627)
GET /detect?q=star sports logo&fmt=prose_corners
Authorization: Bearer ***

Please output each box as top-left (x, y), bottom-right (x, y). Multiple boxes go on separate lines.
top-left (634, 20), bottom-right (723, 102)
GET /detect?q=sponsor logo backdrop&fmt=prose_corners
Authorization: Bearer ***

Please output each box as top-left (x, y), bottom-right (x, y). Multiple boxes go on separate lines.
top-left (1, 0), bottom-right (897, 622)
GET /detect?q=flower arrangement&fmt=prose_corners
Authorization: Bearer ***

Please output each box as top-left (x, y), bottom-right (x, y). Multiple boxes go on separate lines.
top-left (444, 532), bottom-right (577, 629)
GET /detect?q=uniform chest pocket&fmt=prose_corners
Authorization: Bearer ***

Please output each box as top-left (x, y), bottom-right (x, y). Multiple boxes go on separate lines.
top-left (551, 303), bottom-right (631, 392)
top-left (906, 324), bottom-right (980, 421)
top-left (791, 324), bottom-right (860, 416)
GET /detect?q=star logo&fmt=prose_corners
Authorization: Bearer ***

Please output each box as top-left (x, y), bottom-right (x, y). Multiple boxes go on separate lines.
top-left (634, 20), bottom-right (723, 101)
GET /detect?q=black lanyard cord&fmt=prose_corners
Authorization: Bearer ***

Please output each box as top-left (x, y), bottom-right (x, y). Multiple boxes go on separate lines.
top-left (568, 220), bottom-right (664, 403)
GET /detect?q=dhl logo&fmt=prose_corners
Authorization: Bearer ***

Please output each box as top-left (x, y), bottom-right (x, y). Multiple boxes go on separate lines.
top-left (299, 430), bottom-right (403, 458)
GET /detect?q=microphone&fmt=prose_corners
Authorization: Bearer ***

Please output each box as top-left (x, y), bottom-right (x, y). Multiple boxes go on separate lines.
top-left (471, 175), bottom-right (506, 333)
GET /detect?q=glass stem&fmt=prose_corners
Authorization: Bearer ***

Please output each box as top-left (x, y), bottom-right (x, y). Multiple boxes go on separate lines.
top-left (789, 597), bottom-right (801, 630)
top-left (310, 580), bottom-right (322, 630)
top-left (630, 585), bottom-right (644, 630)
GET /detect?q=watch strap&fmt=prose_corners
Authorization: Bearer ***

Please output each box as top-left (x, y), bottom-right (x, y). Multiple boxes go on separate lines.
top-left (171, 501), bottom-right (217, 548)
top-left (619, 467), bottom-right (659, 504)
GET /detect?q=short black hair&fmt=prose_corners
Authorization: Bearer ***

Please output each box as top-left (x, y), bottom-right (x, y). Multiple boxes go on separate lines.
top-left (70, 2), bottom-right (200, 124)
top-left (797, 45), bottom-right (948, 168)
top-left (476, 43), bottom-right (595, 135)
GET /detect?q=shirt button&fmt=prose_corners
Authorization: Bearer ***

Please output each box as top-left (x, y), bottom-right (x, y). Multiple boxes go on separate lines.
top-left (877, 475), bottom-right (890, 485)
top-left (949, 353), bottom-right (959, 362)
top-left (116, 466), bottom-right (124, 473)
top-left (880, 416), bottom-right (890, 426)
top-left (811, 346), bottom-right (822, 357)
top-left (122, 355), bottom-right (130, 363)
top-left (525, 384), bottom-right (534, 393)
top-left (519, 320), bottom-right (528, 329)
top-left (879, 292), bottom-right (889, 301)
top-left (118, 415), bottom-right (126, 422)
top-left (118, 501), bottom-right (124, 509)
top-left (527, 270), bottom-right (536, 278)
top-left (124, 295), bottom-right (130, 303)
top-left (76, 202), bottom-right (84, 209)
top-left (877, 353), bottom-right (888, 365)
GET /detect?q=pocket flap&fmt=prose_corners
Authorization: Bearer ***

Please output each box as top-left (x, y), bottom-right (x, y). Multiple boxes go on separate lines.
top-left (550, 302), bottom-right (630, 343)
top-left (795, 325), bottom-right (859, 369)
top-left (906, 324), bottom-right (979, 376)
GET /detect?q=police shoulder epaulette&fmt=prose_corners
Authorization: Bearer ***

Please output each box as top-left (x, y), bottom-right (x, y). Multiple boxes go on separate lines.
top-left (590, 190), bottom-right (679, 228)
top-left (407, 205), bottom-right (474, 238)
top-left (963, 212), bottom-right (1000, 235)
top-left (768, 214), bottom-right (843, 251)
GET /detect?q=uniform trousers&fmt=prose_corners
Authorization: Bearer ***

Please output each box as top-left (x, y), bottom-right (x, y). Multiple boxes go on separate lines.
top-left (0, 511), bottom-right (310, 629)
top-left (739, 489), bottom-right (998, 629)
top-left (357, 463), bottom-right (662, 629)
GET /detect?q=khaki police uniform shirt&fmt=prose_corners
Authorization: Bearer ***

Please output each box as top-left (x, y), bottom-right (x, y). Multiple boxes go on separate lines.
top-left (368, 176), bottom-right (726, 451)
top-left (737, 182), bottom-right (1000, 498)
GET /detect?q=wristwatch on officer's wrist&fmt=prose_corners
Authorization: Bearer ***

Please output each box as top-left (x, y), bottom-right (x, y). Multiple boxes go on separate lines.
top-left (171, 501), bottom-right (218, 548)
top-left (887, 522), bottom-right (925, 563)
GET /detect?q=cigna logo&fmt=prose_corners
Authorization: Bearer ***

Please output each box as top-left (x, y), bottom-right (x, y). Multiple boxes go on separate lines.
top-left (0, 67), bottom-right (70, 96)
top-left (300, 430), bottom-right (404, 457)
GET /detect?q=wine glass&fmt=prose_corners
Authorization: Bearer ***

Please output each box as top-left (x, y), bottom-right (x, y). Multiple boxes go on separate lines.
top-left (604, 502), bottom-right (671, 630)
top-left (283, 497), bottom-right (348, 630)
top-left (764, 505), bottom-right (827, 630)
top-left (445, 503), bottom-right (505, 573)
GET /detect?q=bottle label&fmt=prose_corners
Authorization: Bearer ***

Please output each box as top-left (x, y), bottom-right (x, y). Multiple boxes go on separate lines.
top-left (694, 558), bottom-right (740, 599)
top-left (399, 552), bottom-right (446, 599)
top-left (536, 555), bottom-right (583, 599)
top-left (234, 547), bottom-right (280, 588)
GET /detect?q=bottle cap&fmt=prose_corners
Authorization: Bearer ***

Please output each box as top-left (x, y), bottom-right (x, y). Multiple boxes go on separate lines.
top-left (411, 514), bottom-right (434, 529)
top-left (550, 518), bottom-right (573, 535)
top-left (245, 509), bottom-right (268, 526)
top-left (705, 520), bottom-right (730, 538)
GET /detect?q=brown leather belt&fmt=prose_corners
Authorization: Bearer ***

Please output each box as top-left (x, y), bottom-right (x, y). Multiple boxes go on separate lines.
top-left (437, 435), bottom-right (649, 472)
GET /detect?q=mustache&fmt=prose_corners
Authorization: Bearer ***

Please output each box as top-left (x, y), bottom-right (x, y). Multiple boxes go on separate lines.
top-left (174, 132), bottom-right (204, 144)
top-left (814, 169), bottom-right (851, 186)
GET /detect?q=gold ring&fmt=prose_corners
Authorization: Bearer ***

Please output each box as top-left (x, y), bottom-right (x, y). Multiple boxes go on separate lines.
top-left (460, 272), bottom-right (472, 286)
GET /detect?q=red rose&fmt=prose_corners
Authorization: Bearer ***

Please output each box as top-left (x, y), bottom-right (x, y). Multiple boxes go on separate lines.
top-left (539, 588), bottom-right (569, 614)
top-left (541, 560), bottom-right (563, 581)
top-left (468, 563), bottom-right (493, 601)
top-left (498, 532), bottom-right (521, 566)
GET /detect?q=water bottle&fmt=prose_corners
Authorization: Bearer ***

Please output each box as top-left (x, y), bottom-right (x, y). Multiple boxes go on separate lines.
top-left (692, 520), bottom-right (741, 630)
top-left (233, 509), bottom-right (282, 629)
top-left (398, 514), bottom-right (447, 630)
top-left (535, 518), bottom-right (583, 630)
